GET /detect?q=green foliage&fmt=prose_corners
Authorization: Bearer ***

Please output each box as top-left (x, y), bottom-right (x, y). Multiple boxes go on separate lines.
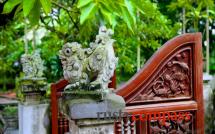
top-left (23, 0), bottom-right (37, 17)
top-left (0, 0), bottom-right (181, 86)
top-left (0, 20), bottom-right (24, 90)
top-left (168, 0), bottom-right (215, 31)
top-left (113, 1), bottom-right (180, 82)
top-left (40, 0), bottom-right (51, 14)
top-left (2, 0), bottom-right (21, 14)
top-left (2, 0), bottom-right (52, 26)
top-left (2, 106), bottom-right (18, 117)
top-left (77, 0), bottom-right (143, 32)
top-left (162, 0), bottom-right (215, 74)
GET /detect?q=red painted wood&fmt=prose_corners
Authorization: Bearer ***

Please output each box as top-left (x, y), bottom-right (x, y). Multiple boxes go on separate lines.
top-left (51, 84), bottom-right (58, 134)
top-left (115, 33), bottom-right (204, 133)
top-left (108, 70), bottom-right (116, 89)
top-left (123, 117), bottom-right (128, 134)
top-left (129, 117), bottom-right (135, 134)
top-left (58, 117), bottom-right (63, 134)
top-left (51, 79), bottom-right (69, 134)
top-left (114, 121), bottom-right (122, 134)
top-left (63, 118), bottom-right (69, 132)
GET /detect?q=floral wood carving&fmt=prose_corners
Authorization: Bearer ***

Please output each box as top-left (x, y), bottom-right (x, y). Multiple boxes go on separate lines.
top-left (150, 113), bottom-right (193, 134)
top-left (134, 47), bottom-right (192, 102)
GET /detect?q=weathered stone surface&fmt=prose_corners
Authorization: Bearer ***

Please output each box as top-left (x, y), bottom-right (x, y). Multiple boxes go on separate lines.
top-left (59, 26), bottom-right (118, 93)
top-left (18, 103), bottom-right (50, 134)
top-left (62, 90), bottom-right (103, 101)
top-left (66, 93), bottom-right (125, 119)
top-left (21, 50), bottom-right (45, 78)
top-left (20, 78), bottom-right (47, 102)
top-left (68, 119), bottom-right (114, 134)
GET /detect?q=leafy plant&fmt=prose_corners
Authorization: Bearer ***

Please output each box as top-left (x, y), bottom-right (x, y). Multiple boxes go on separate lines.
top-left (2, 106), bottom-right (18, 117)
top-left (2, 0), bottom-right (51, 26)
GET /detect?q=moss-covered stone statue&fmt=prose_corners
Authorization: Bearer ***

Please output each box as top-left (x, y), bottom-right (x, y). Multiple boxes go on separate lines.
top-left (21, 49), bottom-right (45, 78)
top-left (20, 50), bottom-right (47, 102)
top-left (59, 26), bottom-right (118, 94)
top-left (58, 27), bottom-right (125, 134)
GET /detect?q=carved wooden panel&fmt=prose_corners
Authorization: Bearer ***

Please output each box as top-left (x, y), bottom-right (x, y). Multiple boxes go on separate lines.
top-left (133, 46), bottom-right (193, 102)
top-left (116, 33), bottom-right (204, 133)
top-left (149, 112), bottom-right (194, 134)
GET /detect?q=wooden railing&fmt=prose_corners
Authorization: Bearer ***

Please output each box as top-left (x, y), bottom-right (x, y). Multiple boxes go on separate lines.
top-left (51, 79), bottom-right (69, 134)
top-left (115, 33), bottom-right (204, 134)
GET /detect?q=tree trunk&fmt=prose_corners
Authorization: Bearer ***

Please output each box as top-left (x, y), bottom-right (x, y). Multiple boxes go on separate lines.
top-left (137, 44), bottom-right (140, 71)
top-left (24, 20), bottom-right (28, 54)
top-left (182, 8), bottom-right (186, 34)
top-left (32, 28), bottom-right (36, 51)
top-left (206, 6), bottom-right (210, 74)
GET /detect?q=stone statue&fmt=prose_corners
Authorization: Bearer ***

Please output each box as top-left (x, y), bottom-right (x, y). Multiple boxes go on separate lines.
top-left (59, 26), bottom-right (118, 92)
top-left (21, 50), bottom-right (45, 78)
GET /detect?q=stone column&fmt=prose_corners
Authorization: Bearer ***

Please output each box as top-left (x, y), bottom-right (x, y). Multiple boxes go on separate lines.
top-left (62, 91), bottom-right (125, 134)
top-left (18, 78), bottom-right (50, 134)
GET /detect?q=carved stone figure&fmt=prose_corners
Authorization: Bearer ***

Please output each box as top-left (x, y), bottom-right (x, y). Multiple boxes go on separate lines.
top-left (21, 50), bottom-right (45, 78)
top-left (59, 26), bottom-right (118, 92)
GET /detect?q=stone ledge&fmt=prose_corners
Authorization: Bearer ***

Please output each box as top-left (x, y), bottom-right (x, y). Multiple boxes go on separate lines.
top-left (64, 93), bottom-right (125, 119)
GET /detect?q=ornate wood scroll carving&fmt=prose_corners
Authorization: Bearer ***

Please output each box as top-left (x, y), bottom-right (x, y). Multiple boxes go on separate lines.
top-left (115, 33), bottom-right (204, 133)
top-left (134, 47), bottom-right (192, 102)
top-left (149, 112), bottom-right (193, 134)
top-left (116, 33), bottom-right (203, 105)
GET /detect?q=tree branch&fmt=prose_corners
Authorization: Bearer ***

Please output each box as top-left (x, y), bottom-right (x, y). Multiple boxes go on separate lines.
top-left (51, 1), bottom-right (79, 13)
top-left (40, 16), bottom-right (67, 39)
top-left (66, 10), bottom-right (79, 30)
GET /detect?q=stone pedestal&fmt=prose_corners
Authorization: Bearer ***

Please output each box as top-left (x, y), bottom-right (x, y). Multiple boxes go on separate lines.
top-left (18, 103), bottom-right (50, 134)
top-left (63, 91), bottom-right (125, 134)
top-left (69, 119), bottom-right (115, 134)
top-left (20, 78), bottom-right (47, 102)
top-left (18, 78), bottom-right (50, 134)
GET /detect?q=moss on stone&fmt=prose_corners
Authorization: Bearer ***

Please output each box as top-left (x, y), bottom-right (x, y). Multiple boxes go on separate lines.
top-left (63, 90), bottom-right (103, 100)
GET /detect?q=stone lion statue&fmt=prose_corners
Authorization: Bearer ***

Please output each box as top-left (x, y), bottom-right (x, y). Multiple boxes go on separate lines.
top-left (59, 26), bottom-right (118, 92)
top-left (21, 50), bottom-right (45, 78)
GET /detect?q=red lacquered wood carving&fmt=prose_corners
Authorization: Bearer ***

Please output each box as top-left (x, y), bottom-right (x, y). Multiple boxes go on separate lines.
top-left (149, 112), bottom-right (194, 133)
top-left (134, 47), bottom-right (192, 102)
top-left (114, 121), bottom-right (122, 134)
top-left (116, 33), bottom-right (204, 133)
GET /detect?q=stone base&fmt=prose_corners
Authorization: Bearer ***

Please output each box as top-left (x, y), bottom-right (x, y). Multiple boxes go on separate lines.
top-left (18, 103), bottom-right (50, 134)
top-left (63, 90), bottom-right (104, 101)
top-left (62, 91), bottom-right (125, 134)
top-left (21, 77), bottom-right (47, 102)
top-left (68, 119), bottom-right (114, 134)
top-left (65, 93), bottom-right (125, 119)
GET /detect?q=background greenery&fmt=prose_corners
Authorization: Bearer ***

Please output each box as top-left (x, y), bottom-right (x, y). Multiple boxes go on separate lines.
top-left (1, 0), bottom-right (215, 133)
top-left (0, 0), bottom-right (180, 88)
top-left (1, 0), bottom-right (215, 87)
